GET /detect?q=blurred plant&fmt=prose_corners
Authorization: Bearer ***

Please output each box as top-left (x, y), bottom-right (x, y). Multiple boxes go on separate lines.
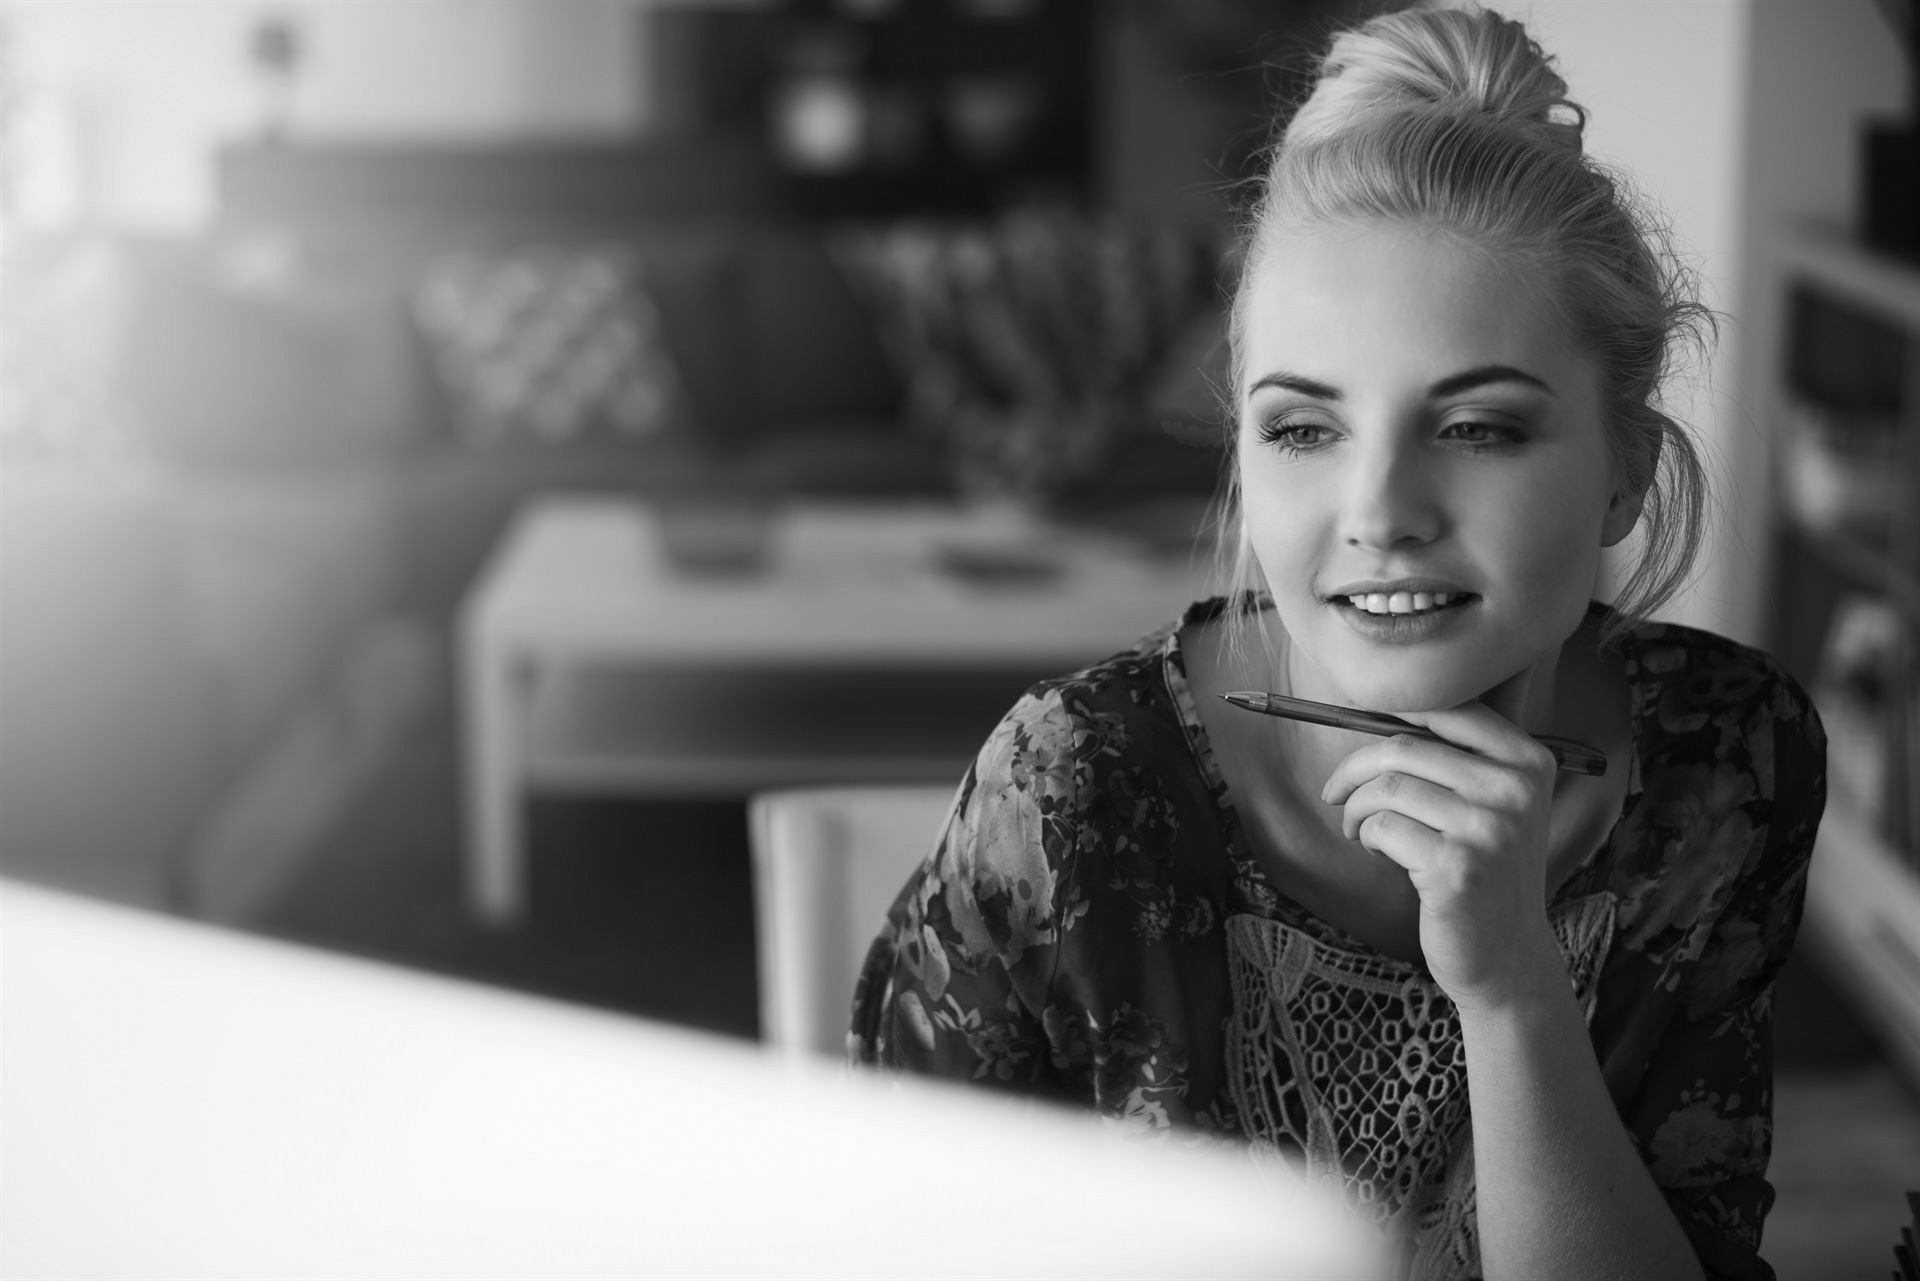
top-left (249, 10), bottom-right (304, 140)
top-left (837, 207), bottom-right (1215, 510)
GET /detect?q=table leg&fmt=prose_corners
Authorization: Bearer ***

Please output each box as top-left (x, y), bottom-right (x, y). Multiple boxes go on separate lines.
top-left (461, 631), bottom-right (528, 927)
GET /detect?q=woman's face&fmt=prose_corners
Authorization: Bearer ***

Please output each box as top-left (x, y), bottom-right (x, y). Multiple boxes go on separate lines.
top-left (1236, 221), bottom-right (1639, 713)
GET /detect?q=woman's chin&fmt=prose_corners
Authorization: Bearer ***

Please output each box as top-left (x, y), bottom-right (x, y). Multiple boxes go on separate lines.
top-left (1277, 618), bottom-right (1536, 714)
top-left (1355, 692), bottom-right (1476, 715)
top-left (1320, 670), bottom-right (1501, 715)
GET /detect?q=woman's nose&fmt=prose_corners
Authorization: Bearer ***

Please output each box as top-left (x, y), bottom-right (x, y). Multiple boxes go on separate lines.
top-left (1338, 445), bottom-right (1442, 550)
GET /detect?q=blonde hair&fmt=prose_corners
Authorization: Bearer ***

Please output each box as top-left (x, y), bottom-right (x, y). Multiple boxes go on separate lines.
top-left (1216, 2), bottom-right (1712, 651)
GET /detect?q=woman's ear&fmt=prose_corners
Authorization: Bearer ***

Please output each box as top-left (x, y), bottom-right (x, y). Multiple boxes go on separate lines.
top-left (1601, 430), bottom-right (1659, 548)
top-left (1600, 481), bottom-right (1648, 548)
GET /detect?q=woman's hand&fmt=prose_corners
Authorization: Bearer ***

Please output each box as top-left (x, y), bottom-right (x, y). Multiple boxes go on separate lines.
top-left (1319, 702), bottom-right (1564, 1012)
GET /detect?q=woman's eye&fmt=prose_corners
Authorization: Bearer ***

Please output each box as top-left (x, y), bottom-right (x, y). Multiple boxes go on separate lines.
top-left (1440, 419), bottom-right (1523, 446)
top-left (1256, 419), bottom-right (1336, 453)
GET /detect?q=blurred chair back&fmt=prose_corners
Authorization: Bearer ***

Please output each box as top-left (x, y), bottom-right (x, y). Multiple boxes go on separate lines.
top-left (748, 783), bottom-right (957, 1060)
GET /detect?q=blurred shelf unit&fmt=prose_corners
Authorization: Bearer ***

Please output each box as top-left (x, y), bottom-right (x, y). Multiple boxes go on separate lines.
top-left (645, 0), bottom-right (1095, 218)
top-left (1770, 225), bottom-right (1920, 1086)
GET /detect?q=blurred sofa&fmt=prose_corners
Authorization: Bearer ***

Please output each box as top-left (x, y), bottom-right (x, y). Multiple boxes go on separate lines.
top-left (119, 220), bottom-right (937, 611)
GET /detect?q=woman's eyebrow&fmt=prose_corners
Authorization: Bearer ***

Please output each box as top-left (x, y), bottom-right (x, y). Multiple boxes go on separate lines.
top-left (1246, 371), bottom-right (1342, 401)
top-left (1246, 365), bottom-right (1556, 402)
top-left (1428, 364), bottom-right (1557, 398)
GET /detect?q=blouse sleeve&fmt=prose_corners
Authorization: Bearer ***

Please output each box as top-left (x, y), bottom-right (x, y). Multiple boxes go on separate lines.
top-left (847, 688), bottom-right (1083, 1102)
top-left (1625, 669), bottom-right (1827, 1281)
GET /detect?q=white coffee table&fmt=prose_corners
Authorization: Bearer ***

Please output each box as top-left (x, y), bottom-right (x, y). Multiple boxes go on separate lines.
top-left (457, 495), bottom-right (1214, 924)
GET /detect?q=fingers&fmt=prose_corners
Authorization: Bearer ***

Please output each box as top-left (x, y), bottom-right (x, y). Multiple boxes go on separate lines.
top-left (1392, 702), bottom-right (1556, 774)
top-left (1320, 705), bottom-right (1555, 875)
top-left (1333, 767), bottom-right (1464, 842)
top-left (1320, 708), bottom-right (1555, 809)
top-left (1352, 808), bottom-right (1440, 872)
top-left (1321, 732), bottom-right (1498, 808)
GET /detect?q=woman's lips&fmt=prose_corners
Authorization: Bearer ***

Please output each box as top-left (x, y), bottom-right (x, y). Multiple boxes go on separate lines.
top-left (1328, 592), bottom-right (1477, 641)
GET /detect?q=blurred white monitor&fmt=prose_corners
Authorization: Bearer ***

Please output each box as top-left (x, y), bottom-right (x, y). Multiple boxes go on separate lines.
top-left (0, 878), bottom-right (1377, 1279)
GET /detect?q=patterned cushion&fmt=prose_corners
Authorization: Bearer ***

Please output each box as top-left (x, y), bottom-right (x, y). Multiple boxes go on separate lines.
top-left (413, 243), bottom-right (693, 447)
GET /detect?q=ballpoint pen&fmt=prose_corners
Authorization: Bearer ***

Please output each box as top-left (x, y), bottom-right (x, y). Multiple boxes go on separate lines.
top-left (1219, 691), bottom-right (1609, 777)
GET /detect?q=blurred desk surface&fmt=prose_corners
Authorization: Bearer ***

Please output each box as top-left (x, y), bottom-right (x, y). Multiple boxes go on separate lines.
top-left (457, 496), bottom-right (1215, 923)
top-left (0, 877), bottom-right (1377, 1280)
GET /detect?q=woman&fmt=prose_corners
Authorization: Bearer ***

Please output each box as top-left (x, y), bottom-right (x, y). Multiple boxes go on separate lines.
top-left (850, 7), bottom-right (1826, 1280)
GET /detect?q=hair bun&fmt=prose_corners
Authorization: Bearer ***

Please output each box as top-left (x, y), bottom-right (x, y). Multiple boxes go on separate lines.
top-left (1284, 5), bottom-right (1585, 155)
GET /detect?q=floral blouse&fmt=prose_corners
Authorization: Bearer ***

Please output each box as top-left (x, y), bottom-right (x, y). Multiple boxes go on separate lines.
top-left (850, 597), bottom-right (1827, 1281)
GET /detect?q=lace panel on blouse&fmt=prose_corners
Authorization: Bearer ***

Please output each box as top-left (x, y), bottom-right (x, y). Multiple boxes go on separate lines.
top-left (1224, 890), bottom-right (1616, 1281)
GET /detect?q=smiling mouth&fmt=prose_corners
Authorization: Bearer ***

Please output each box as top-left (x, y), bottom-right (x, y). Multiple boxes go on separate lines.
top-left (1331, 590), bottom-right (1478, 618)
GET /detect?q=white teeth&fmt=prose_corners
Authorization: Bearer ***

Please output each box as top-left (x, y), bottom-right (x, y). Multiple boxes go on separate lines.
top-left (1344, 590), bottom-right (1462, 615)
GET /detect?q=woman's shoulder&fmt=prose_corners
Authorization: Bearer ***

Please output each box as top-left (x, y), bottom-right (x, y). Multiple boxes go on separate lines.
top-left (939, 600), bottom-right (1221, 909)
top-left (1608, 613), bottom-right (1827, 912)
top-left (1621, 613), bottom-right (1826, 761)
top-left (1603, 616), bottom-right (1830, 1004)
top-left (981, 596), bottom-right (1223, 755)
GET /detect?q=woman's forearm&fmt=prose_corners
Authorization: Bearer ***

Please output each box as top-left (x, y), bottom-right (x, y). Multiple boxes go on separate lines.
top-left (1458, 946), bottom-right (1704, 1281)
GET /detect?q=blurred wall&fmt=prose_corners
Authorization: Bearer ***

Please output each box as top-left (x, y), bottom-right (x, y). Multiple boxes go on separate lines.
top-left (4, 0), bottom-right (665, 230)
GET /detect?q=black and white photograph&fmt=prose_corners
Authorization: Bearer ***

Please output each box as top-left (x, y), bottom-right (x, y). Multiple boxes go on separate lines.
top-left (3, 1), bottom-right (1919, 1277)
